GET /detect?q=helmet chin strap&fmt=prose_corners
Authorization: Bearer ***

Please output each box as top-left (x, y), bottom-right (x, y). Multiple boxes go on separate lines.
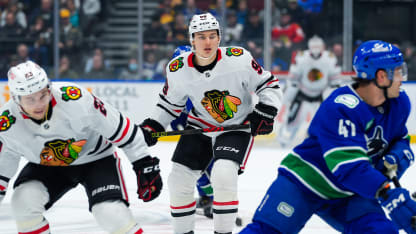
top-left (374, 79), bottom-right (393, 100)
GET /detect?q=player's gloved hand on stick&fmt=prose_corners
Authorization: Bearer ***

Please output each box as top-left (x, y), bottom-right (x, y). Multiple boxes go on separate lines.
top-left (139, 118), bottom-right (165, 146)
top-left (246, 103), bottom-right (277, 136)
top-left (376, 153), bottom-right (414, 179)
top-left (133, 156), bottom-right (162, 202)
top-left (378, 185), bottom-right (416, 233)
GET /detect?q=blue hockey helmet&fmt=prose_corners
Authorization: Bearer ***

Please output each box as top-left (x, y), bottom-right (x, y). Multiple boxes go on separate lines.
top-left (172, 45), bottom-right (192, 59)
top-left (352, 40), bottom-right (407, 81)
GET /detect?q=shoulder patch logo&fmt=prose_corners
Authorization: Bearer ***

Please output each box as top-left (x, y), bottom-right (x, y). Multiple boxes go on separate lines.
top-left (334, 94), bottom-right (359, 108)
top-left (226, 47), bottom-right (243, 56)
top-left (0, 110), bottom-right (16, 131)
top-left (169, 57), bottom-right (184, 72)
top-left (201, 90), bottom-right (242, 123)
top-left (40, 138), bottom-right (87, 166)
top-left (61, 86), bottom-right (82, 101)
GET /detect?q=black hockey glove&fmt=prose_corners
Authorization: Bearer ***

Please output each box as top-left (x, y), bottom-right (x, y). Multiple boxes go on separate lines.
top-left (133, 156), bottom-right (162, 202)
top-left (139, 118), bottom-right (165, 146)
top-left (246, 103), bottom-right (278, 136)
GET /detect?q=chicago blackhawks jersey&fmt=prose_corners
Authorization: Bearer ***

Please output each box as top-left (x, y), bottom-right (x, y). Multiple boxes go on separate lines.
top-left (0, 82), bottom-right (149, 180)
top-left (151, 46), bottom-right (282, 129)
top-left (279, 85), bottom-right (414, 200)
top-left (289, 50), bottom-right (341, 98)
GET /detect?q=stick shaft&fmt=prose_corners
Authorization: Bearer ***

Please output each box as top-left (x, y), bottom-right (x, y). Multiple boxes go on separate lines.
top-left (152, 124), bottom-right (250, 138)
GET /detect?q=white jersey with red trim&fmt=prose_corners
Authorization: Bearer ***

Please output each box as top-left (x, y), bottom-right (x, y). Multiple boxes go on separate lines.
top-left (0, 82), bottom-right (149, 180)
top-left (151, 46), bottom-right (282, 129)
top-left (289, 50), bottom-right (341, 98)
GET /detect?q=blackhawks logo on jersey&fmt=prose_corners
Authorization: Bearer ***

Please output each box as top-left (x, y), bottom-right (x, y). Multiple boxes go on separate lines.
top-left (201, 90), bottom-right (241, 123)
top-left (40, 138), bottom-right (87, 166)
top-left (169, 57), bottom-right (184, 72)
top-left (0, 110), bottom-right (16, 132)
top-left (61, 86), bottom-right (82, 101)
top-left (226, 47), bottom-right (243, 57)
top-left (307, 68), bottom-right (324, 81)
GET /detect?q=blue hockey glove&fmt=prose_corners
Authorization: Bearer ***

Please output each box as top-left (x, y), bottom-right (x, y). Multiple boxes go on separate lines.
top-left (170, 112), bottom-right (188, 131)
top-left (246, 103), bottom-right (278, 136)
top-left (376, 152), bottom-right (414, 179)
top-left (378, 186), bottom-right (416, 233)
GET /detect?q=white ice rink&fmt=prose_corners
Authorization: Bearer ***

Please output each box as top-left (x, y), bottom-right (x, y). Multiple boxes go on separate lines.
top-left (1, 142), bottom-right (416, 234)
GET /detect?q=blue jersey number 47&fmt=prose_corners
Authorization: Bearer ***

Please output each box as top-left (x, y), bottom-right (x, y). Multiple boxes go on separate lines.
top-left (338, 119), bottom-right (356, 137)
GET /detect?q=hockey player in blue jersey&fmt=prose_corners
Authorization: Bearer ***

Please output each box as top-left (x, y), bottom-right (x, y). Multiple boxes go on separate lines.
top-left (240, 40), bottom-right (416, 234)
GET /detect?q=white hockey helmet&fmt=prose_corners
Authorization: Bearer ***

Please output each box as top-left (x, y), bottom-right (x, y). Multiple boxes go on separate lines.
top-left (308, 35), bottom-right (325, 57)
top-left (188, 13), bottom-right (220, 43)
top-left (7, 60), bottom-right (50, 100)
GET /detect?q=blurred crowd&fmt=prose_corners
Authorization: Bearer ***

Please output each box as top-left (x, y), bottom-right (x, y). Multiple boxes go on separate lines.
top-left (0, 0), bottom-right (415, 80)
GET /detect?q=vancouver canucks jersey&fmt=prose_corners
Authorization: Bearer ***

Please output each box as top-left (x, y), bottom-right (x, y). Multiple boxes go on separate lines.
top-left (289, 50), bottom-right (341, 98)
top-left (279, 84), bottom-right (413, 199)
top-left (151, 46), bottom-right (282, 129)
top-left (0, 82), bottom-right (149, 180)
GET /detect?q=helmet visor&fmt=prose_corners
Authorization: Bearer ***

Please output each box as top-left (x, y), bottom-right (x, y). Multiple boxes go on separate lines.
top-left (388, 62), bottom-right (408, 81)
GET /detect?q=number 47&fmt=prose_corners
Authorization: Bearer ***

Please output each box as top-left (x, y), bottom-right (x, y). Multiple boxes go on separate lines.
top-left (338, 119), bottom-right (356, 137)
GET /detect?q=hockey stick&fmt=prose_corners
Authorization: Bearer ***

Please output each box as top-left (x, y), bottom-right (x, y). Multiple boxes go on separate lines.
top-left (151, 124), bottom-right (250, 138)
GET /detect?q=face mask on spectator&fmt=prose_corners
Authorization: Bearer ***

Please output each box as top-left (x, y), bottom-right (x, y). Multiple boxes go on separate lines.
top-left (129, 63), bottom-right (138, 71)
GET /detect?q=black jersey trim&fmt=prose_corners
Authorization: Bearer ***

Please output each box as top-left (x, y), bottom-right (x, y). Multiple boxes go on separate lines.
top-left (88, 136), bottom-right (103, 155)
top-left (97, 143), bottom-right (113, 155)
top-left (255, 75), bottom-right (275, 92)
top-left (159, 94), bottom-right (186, 108)
top-left (156, 104), bottom-right (178, 119)
top-left (0, 191), bottom-right (5, 196)
top-left (109, 113), bottom-right (123, 141)
top-left (0, 175), bottom-right (10, 182)
top-left (171, 210), bottom-right (196, 217)
top-left (119, 124), bottom-right (138, 148)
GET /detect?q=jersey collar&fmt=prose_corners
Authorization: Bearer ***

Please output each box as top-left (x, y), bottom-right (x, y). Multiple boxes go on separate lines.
top-left (187, 48), bottom-right (222, 68)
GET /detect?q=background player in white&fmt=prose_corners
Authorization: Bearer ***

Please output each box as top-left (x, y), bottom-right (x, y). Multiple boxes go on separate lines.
top-left (139, 13), bottom-right (282, 234)
top-left (276, 35), bottom-right (342, 148)
top-left (240, 40), bottom-right (416, 233)
top-left (0, 61), bottom-right (162, 233)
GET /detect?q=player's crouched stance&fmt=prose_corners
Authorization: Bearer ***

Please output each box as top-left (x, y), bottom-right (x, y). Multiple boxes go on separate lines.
top-left (0, 61), bottom-right (162, 233)
top-left (240, 41), bottom-right (416, 234)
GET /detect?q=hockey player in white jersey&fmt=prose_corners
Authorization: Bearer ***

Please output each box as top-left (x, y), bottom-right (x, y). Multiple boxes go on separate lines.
top-left (0, 61), bottom-right (162, 234)
top-left (276, 35), bottom-right (342, 148)
top-left (139, 13), bottom-right (282, 234)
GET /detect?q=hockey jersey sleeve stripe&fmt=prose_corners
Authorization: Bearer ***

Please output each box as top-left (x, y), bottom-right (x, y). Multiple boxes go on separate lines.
top-left (108, 113), bottom-right (124, 141)
top-left (280, 153), bottom-right (354, 199)
top-left (188, 115), bottom-right (216, 128)
top-left (325, 149), bottom-right (369, 173)
top-left (156, 104), bottom-right (179, 119)
top-left (113, 117), bottom-right (131, 143)
top-left (255, 75), bottom-right (275, 92)
top-left (159, 94), bottom-right (186, 108)
top-left (0, 175), bottom-right (10, 183)
top-left (119, 124), bottom-right (138, 148)
top-left (97, 143), bottom-right (113, 155)
top-left (88, 136), bottom-right (103, 155)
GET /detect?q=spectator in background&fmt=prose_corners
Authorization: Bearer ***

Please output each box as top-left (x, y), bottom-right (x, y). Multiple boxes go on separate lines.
top-left (236, 0), bottom-right (248, 25)
top-left (144, 14), bottom-right (168, 46)
top-left (224, 10), bottom-right (243, 45)
top-left (0, 11), bottom-right (24, 38)
top-left (59, 8), bottom-right (83, 69)
top-left (81, 0), bottom-right (100, 35)
top-left (16, 43), bottom-right (31, 63)
top-left (66, 0), bottom-right (79, 28)
top-left (242, 9), bottom-right (263, 45)
top-left (119, 57), bottom-right (140, 80)
top-left (29, 0), bottom-right (53, 28)
top-left (48, 55), bottom-right (79, 79)
top-left (297, 0), bottom-right (324, 37)
top-left (0, 0), bottom-right (9, 11)
top-left (142, 51), bottom-right (157, 80)
top-left (157, 0), bottom-right (175, 25)
top-left (0, 0), bottom-right (27, 29)
top-left (403, 42), bottom-right (416, 81)
top-left (84, 47), bottom-right (111, 74)
top-left (27, 16), bottom-right (51, 66)
top-left (181, 0), bottom-right (202, 22)
top-left (287, 0), bottom-right (306, 27)
top-left (259, 0), bottom-right (281, 27)
top-left (169, 12), bottom-right (188, 45)
top-left (331, 42), bottom-right (343, 67)
top-left (84, 53), bottom-right (111, 79)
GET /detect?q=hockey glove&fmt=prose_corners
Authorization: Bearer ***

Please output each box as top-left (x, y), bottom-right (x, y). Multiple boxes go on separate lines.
top-left (133, 156), bottom-right (162, 202)
top-left (376, 152), bottom-right (414, 180)
top-left (139, 118), bottom-right (165, 146)
top-left (246, 103), bottom-right (278, 136)
top-left (378, 186), bottom-right (416, 233)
